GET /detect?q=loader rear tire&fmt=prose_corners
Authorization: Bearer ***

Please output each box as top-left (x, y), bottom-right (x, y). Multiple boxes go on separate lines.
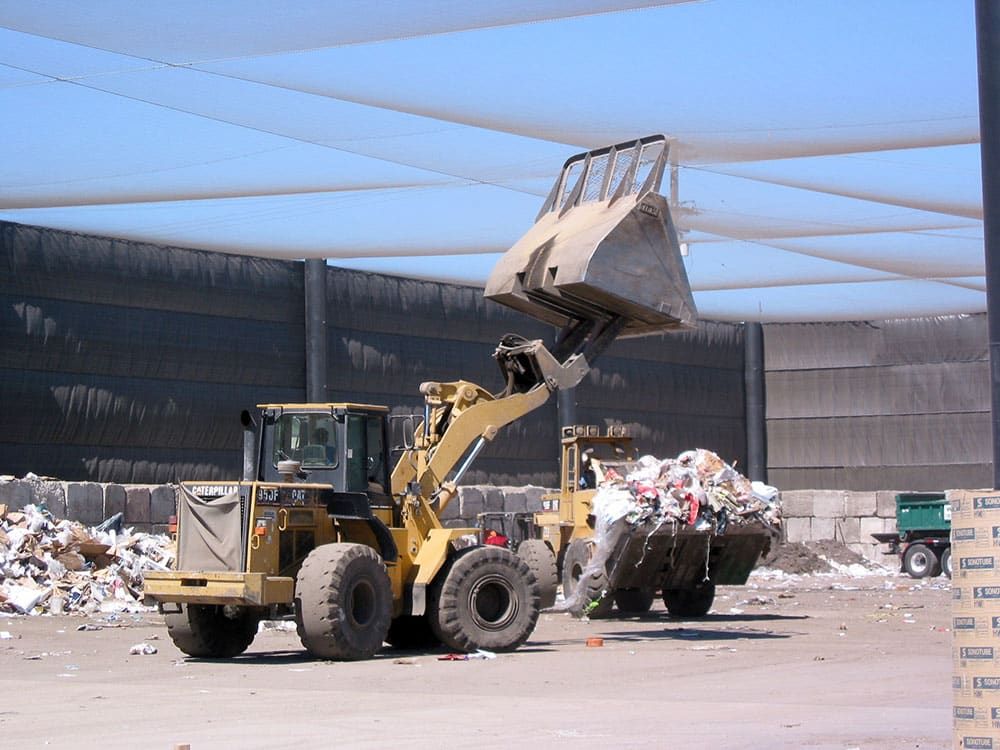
top-left (165, 603), bottom-right (260, 658)
top-left (429, 546), bottom-right (540, 652)
top-left (295, 543), bottom-right (392, 660)
top-left (562, 538), bottom-right (613, 618)
top-left (614, 588), bottom-right (656, 614)
top-left (663, 582), bottom-right (716, 618)
top-left (517, 540), bottom-right (558, 609)
top-left (385, 615), bottom-right (440, 650)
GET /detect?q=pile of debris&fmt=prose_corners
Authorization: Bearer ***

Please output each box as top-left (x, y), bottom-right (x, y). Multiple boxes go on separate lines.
top-left (560, 449), bottom-right (782, 613)
top-left (588, 448), bottom-right (782, 532)
top-left (0, 504), bottom-right (174, 616)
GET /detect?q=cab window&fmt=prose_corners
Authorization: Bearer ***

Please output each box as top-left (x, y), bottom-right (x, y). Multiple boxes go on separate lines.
top-left (273, 414), bottom-right (338, 468)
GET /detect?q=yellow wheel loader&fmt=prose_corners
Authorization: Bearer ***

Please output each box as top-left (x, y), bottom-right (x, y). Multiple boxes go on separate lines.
top-left (143, 135), bottom-right (700, 659)
top-left (529, 425), bottom-right (774, 619)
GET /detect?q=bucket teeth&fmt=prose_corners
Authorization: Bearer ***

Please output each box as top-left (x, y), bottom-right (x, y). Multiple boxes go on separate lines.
top-left (485, 135), bottom-right (697, 337)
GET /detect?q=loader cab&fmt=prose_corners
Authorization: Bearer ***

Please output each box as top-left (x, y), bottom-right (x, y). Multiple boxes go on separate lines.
top-left (253, 403), bottom-right (390, 497)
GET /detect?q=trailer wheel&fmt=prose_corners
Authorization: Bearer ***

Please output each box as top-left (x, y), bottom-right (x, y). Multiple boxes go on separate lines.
top-left (562, 539), bottom-right (613, 618)
top-left (165, 603), bottom-right (261, 658)
top-left (295, 543), bottom-right (392, 660)
top-left (429, 546), bottom-right (540, 652)
top-left (614, 588), bottom-right (656, 614)
top-left (940, 547), bottom-right (952, 579)
top-left (663, 582), bottom-right (716, 618)
top-left (902, 543), bottom-right (941, 579)
top-left (385, 615), bottom-right (440, 650)
top-left (517, 540), bottom-right (558, 609)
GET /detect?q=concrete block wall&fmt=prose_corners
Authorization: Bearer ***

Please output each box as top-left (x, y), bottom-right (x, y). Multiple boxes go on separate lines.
top-left (0, 478), bottom-right (549, 536)
top-left (0, 478), bottom-right (913, 570)
top-left (780, 489), bottom-right (900, 567)
top-left (0, 478), bottom-right (178, 534)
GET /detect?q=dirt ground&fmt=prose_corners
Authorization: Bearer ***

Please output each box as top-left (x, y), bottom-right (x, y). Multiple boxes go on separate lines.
top-left (0, 566), bottom-right (951, 750)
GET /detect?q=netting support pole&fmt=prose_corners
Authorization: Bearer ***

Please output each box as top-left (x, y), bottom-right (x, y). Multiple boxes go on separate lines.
top-left (304, 258), bottom-right (328, 403)
top-left (558, 387), bottom-right (577, 429)
top-left (977, 0), bottom-right (1000, 489)
top-left (744, 321), bottom-right (767, 482)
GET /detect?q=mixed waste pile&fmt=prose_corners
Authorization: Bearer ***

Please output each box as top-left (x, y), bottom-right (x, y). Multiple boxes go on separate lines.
top-left (590, 448), bottom-right (782, 532)
top-left (559, 448), bottom-right (782, 614)
top-left (0, 504), bottom-right (175, 616)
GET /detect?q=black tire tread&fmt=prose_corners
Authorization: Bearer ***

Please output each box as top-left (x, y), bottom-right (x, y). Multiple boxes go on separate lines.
top-left (295, 542), bottom-right (392, 660)
top-left (429, 546), bottom-right (540, 653)
top-left (562, 538), bottom-right (613, 618)
top-left (517, 540), bottom-right (558, 609)
top-left (165, 604), bottom-right (259, 658)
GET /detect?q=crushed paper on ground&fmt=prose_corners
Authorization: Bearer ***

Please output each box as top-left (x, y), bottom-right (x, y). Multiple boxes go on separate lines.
top-left (0, 504), bottom-right (174, 616)
top-left (558, 449), bottom-right (782, 615)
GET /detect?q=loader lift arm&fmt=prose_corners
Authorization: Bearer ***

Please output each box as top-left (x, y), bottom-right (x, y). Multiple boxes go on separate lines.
top-left (390, 134), bottom-right (697, 555)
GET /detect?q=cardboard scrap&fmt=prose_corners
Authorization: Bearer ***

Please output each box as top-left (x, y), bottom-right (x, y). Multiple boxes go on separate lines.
top-left (0, 504), bottom-right (175, 616)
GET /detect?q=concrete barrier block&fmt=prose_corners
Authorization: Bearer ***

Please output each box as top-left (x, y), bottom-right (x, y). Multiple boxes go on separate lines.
top-left (104, 484), bottom-right (126, 520)
top-left (813, 491), bottom-right (846, 518)
top-left (844, 492), bottom-right (876, 517)
top-left (811, 517), bottom-right (836, 540)
top-left (837, 517), bottom-right (861, 544)
top-left (0, 481), bottom-right (32, 512)
top-left (502, 489), bottom-right (528, 514)
top-left (66, 483), bottom-right (104, 526)
top-left (459, 487), bottom-right (485, 521)
top-left (484, 487), bottom-right (504, 514)
top-left (859, 516), bottom-right (887, 541)
top-left (34, 481), bottom-right (67, 518)
top-left (876, 490), bottom-right (897, 518)
top-left (784, 517), bottom-right (810, 543)
top-left (150, 485), bottom-right (177, 524)
top-left (125, 487), bottom-right (151, 525)
top-left (778, 490), bottom-right (814, 517)
top-left (524, 486), bottom-right (549, 513)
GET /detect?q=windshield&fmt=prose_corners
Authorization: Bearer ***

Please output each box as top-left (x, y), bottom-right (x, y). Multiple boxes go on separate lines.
top-left (273, 413), bottom-right (338, 469)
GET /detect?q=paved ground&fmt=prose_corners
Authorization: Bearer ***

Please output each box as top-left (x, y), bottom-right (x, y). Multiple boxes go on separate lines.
top-left (0, 570), bottom-right (950, 750)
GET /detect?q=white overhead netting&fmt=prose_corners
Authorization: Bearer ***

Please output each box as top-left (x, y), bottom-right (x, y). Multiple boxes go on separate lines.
top-left (0, 0), bottom-right (985, 321)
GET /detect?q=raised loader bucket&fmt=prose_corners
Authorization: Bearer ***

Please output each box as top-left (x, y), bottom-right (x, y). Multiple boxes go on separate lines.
top-left (485, 135), bottom-right (697, 337)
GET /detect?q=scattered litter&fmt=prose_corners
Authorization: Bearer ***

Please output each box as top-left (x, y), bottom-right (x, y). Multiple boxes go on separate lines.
top-left (585, 637), bottom-right (604, 648)
top-left (468, 649), bottom-right (496, 660)
top-left (392, 658), bottom-right (417, 666)
top-left (128, 642), bottom-right (158, 655)
top-left (0, 631), bottom-right (12, 639)
top-left (76, 623), bottom-right (102, 632)
top-left (438, 653), bottom-right (468, 661)
top-left (0, 504), bottom-right (174, 616)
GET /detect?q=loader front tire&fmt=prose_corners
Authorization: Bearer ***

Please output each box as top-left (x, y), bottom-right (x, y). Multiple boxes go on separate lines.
top-left (429, 546), bottom-right (540, 652)
top-left (295, 543), bottom-right (392, 660)
top-left (562, 538), bottom-right (613, 618)
top-left (165, 603), bottom-right (260, 658)
top-left (663, 582), bottom-right (716, 618)
top-left (517, 540), bottom-right (558, 609)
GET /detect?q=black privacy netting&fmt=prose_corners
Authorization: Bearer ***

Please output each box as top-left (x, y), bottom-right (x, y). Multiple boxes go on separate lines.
top-left (0, 222), bottom-right (746, 486)
top-left (0, 222), bottom-right (989, 489)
